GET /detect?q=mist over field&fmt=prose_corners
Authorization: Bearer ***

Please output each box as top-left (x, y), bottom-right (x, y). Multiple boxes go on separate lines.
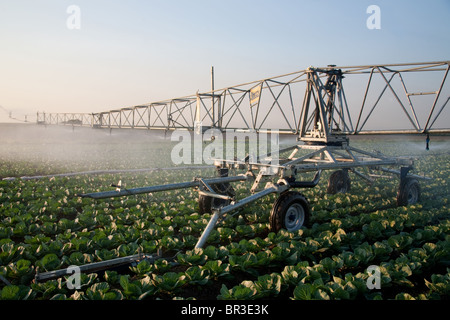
top-left (0, 124), bottom-right (449, 302)
top-left (1, 123), bottom-right (449, 180)
top-left (349, 134), bottom-right (450, 156)
top-left (0, 123), bottom-right (174, 178)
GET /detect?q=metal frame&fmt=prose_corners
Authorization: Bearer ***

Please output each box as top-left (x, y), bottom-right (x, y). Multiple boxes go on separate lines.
top-left (36, 61), bottom-right (449, 134)
top-left (36, 112), bottom-right (92, 126)
top-left (35, 61), bottom-right (447, 282)
top-left (35, 253), bottom-right (157, 282)
top-left (78, 64), bottom-right (440, 249)
top-left (79, 137), bottom-right (429, 250)
top-left (36, 135), bottom-right (428, 282)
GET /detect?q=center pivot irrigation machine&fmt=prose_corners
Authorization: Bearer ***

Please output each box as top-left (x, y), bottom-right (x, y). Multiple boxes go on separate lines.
top-left (35, 61), bottom-right (450, 282)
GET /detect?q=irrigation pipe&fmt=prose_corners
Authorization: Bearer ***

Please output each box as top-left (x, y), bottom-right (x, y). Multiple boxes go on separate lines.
top-left (2, 165), bottom-right (215, 181)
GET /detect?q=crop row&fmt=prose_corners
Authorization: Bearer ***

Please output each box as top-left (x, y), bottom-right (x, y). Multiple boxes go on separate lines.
top-left (0, 141), bottom-right (449, 300)
top-left (2, 229), bottom-right (448, 300)
top-left (1, 194), bottom-right (448, 300)
top-left (2, 180), bottom-right (446, 270)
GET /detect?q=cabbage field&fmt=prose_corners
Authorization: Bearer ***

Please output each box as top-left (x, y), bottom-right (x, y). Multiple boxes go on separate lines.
top-left (0, 124), bottom-right (449, 301)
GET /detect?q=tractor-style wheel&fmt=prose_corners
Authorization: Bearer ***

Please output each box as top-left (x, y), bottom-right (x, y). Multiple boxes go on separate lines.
top-left (397, 177), bottom-right (420, 206)
top-left (327, 170), bottom-right (351, 194)
top-left (270, 191), bottom-right (310, 233)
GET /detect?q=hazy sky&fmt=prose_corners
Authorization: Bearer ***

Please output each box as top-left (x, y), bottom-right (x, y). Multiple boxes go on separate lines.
top-left (0, 0), bottom-right (449, 125)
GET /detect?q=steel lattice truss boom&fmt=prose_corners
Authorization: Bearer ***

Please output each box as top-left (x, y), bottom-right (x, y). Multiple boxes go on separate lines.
top-left (37, 61), bottom-right (450, 134)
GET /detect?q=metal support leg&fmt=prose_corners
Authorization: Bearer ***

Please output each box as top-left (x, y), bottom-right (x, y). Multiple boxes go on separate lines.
top-left (195, 212), bottom-right (221, 249)
top-left (194, 184), bottom-right (287, 248)
top-left (399, 166), bottom-right (412, 188)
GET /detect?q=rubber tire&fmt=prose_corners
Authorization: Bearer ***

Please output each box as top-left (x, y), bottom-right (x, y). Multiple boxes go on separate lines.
top-left (397, 177), bottom-right (420, 206)
top-left (198, 182), bottom-right (235, 214)
top-left (270, 191), bottom-right (310, 233)
top-left (327, 170), bottom-right (351, 194)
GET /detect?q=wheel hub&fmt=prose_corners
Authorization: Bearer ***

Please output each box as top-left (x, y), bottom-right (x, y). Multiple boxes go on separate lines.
top-left (284, 203), bottom-right (305, 231)
top-left (407, 184), bottom-right (419, 204)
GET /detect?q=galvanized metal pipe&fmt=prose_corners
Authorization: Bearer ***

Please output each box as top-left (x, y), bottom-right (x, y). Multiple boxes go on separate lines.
top-left (35, 253), bottom-right (155, 282)
top-left (379, 167), bottom-right (432, 180)
top-left (292, 159), bottom-right (402, 173)
top-left (80, 174), bottom-right (248, 199)
top-left (219, 185), bottom-right (283, 215)
top-left (194, 185), bottom-right (283, 248)
top-left (195, 212), bottom-right (221, 249)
